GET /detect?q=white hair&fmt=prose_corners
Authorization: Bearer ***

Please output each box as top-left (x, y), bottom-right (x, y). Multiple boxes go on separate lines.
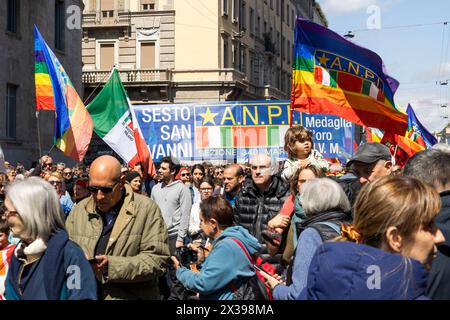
top-left (5, 177), bottom-right (65, 242)
top-left (250, 153), bottom-right (279, 175)
top-left (0, 145), bottom-right (5, 174)
top-left (431, 143), bottom-right (450, 154)
top-left (300, 178), bottom-right (351, 216)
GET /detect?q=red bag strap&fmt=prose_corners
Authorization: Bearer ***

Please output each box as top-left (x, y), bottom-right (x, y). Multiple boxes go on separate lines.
top-left (229, 238), bottom-right (255, 264)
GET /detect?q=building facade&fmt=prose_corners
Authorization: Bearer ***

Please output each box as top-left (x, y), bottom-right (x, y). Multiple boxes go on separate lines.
top-left (0, 0), bottom-right (84, 166)
top-left (82, 0), bottom-right (327, 105)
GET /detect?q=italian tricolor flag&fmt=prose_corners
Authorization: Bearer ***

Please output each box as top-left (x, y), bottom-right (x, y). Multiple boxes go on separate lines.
top-left (196, 125), bottom-right (287, 148)
top-left (86, 69), bottom-right (156, 177)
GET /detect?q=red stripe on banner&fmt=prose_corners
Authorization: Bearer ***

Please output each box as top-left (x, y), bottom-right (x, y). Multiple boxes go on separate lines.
top-left (337, 72), bottom-right (363, 93)
top-left (195, 127), bottom-right (209, 148)
top-left (314, 67), bottom-right (323, 84)
top-left (232, 127), bottom-right (267, 147)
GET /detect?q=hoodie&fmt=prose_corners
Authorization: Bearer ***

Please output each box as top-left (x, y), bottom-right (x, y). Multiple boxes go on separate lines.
top-left (298, 241), bottom-right (428, 300)
top-left (151, 180), bottom-right (192, 242)
top-left (176, 226), bottom-right (261, 300)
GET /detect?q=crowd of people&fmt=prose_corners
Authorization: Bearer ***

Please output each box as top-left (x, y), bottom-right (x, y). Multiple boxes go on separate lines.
top-left (0, 125), bottom-right (450, 300)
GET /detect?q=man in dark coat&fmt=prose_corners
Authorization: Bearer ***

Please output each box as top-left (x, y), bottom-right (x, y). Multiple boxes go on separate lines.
top-left (234, 154), bottom-right (289, 272)
top-left (403, 149), bottom-right (450, 299)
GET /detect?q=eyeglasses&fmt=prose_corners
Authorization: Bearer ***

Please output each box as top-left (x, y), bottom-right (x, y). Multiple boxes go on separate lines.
top-left (44, 163), bottom-right (53, 167)
top-left (1, 205), bottom-right (18, 218)
top-left (88, 182), bottom-right (118, 194)
top-left (63, 172), bottom-right (72, 175)
top-left (49, 180), bottom-right (62, 186)
top-left (200, 187), bottom-right (213, 192)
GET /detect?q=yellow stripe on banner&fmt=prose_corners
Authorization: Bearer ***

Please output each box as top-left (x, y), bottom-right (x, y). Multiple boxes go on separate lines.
top-left (35, 73), bottom-right (52, 86)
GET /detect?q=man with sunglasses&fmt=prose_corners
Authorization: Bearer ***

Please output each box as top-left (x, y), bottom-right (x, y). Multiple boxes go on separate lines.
top-left (66, 155), bottom-right (170, 300)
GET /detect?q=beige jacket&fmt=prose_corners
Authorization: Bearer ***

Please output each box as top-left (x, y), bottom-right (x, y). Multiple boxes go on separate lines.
top-left (66, 184), bottom-right (170, 300)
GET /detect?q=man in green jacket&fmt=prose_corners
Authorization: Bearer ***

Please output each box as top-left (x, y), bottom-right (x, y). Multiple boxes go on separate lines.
top-left (66, 155), bottom-right (170, 300)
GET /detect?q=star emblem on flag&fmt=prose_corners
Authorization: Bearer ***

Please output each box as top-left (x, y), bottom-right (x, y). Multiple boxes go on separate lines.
top-left (199, 107), bottom-right (218, 125)
top-left (318, 53), bottom-right (330, 67)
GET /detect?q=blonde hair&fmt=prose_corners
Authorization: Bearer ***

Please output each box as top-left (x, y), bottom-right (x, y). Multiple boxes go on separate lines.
top-left (284, 125), bottom-right (313, 158)
top-left (339, 175), bottom-right (441, 247)
top-left (45, 172), bottom-right (63, 181)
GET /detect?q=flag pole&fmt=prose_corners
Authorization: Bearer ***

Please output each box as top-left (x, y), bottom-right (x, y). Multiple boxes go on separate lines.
top-left (393, 144), bottom-right (399, 165)
top-left (83, 66), bottom-right (115, 105)
top-left (36, 111), bottom-right (42, 157)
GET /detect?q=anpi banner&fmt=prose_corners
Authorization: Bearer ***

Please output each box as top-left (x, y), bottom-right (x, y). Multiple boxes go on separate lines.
top-left (132, 100), bottom-right (355, 163)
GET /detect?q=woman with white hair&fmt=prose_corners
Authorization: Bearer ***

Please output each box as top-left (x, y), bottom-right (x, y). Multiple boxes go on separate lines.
top-left (260, 178), bottom-right (352, 300)
top-left (2, 177), bottom-right (97, 300)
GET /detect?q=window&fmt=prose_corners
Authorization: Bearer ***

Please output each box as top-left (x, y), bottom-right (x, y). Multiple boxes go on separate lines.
top-left (292, 9), bottom-right (295, 28)
top-left (263, 21), bottom-right (267, 34)
top-left (241, 48), bottom-right (246, 74)
top-left (223, 0), bottom-right (228, 16)
top-left (287, 40), bottom-right (291, 64)
top-left (240, 1), bottom-right (246, 30)
top-left (100, 43), bottom-right (115, 70)
top-left (7, 0), bottom-right (19, 33)
top-left (223, 37), bottom-right (229, 68)
top-left (249, 8), bottom-right (254, 35)
top-left (256, 16), bottom-right (260, 37)
top-left (141, 42), bottom-right (155, 69)
top-left (55, 0), bottom-right (65, 51)
top-left (277, 31), bottom-right (280, 57)
top-left (276, 0), bottom-right (279, 16)
top-left (101, 0), bottom-right (114, 17)
top-left (281, 0), bottom-right (285, 22)
top-left (287, 5), bottom-right (290, 26)
top-left (233, 0), bottom-right (239, 22)
top-left (6, 84), bottom-right (17, 139)
top-left (270, 0), bottom-right (273, 9)
top-left (232, 42), bottom-right (239, 69)
top-left (282, 36), bottom-right (285, 61)
top-left (142, 0), bottom-right (155, 11)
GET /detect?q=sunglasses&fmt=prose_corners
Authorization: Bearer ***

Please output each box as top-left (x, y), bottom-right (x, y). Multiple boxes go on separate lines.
top-left (49, 180), bottom-right (62, 186)
top-left (63, 172), bottom-right (72, 175)
top-left (181, 173), bottom-right (190, 177)
top-left (88, 182), bottom-right (118, 194)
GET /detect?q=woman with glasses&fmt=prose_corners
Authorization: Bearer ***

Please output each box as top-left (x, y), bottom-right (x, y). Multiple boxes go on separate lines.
top-left (3, 177), bottom-right (97, 300)
top-left (188, 177), bottom-right (215, 241)
top-left (46, 172), bottom-right (74, 216)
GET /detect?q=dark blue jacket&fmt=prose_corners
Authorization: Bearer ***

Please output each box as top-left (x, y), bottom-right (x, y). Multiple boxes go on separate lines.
top-left (427, 191), bottom-right (450, 299)
top-left (299, 242), bottom-right (428, 300)
top-left (5, 230), bottom-right (97, 300)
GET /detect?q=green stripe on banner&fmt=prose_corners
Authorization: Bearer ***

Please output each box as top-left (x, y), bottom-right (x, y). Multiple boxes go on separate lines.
top-left (220, 127), bottom-right (233, 147)
top-left (35, 61), bottom-right (49, 74)
top-left (294, 57), bottom-right (314, 72)
top-left (267, 126), bottom-right (280, 146)
top-left (362, 79), bottom-right (371, 96)
top-left (329, 70), bottom-right (338, 88)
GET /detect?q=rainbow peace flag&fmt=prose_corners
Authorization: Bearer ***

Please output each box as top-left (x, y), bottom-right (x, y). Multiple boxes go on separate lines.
top-left (405, 104), bottom-right (437, 149)
top-left (291, 19), bottom-right (407, 135)
top-left (34, 26), bottom-right (93, 161)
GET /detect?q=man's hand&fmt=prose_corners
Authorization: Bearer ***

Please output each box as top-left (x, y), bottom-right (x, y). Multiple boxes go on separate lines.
top-left (91, 255), bottom-right (109, 280)
top-left (171, 256), bottom-right (180, 270)
top-left (175, 240), bottom-right (184, 248)
top-left (268, 214), bottom-right (290, 229)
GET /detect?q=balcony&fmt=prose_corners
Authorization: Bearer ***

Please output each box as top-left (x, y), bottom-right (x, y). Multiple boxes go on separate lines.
top-left (82, 10), bottom-right (131, 28)
top-left (82, 69), bottom-right (172, 85)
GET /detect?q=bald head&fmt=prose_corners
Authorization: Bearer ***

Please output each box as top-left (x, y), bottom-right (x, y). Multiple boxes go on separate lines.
top-left (89, 156), bottom-right (124, 213)
top-left (90, 155), bottom-right (121, 182)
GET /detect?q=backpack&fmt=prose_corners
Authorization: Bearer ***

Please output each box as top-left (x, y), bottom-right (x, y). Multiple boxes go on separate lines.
top-left (227, 238), bottom-right (270, 300)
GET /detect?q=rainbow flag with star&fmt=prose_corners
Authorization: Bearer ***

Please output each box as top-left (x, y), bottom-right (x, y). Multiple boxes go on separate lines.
top-left (34, 26), bottom-right (93, 161)
top-left (291, 18), bottom-right (407, 135)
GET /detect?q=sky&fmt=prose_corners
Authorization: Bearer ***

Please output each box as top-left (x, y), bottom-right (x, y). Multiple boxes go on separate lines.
top-left (316, 0), bottom-right (450, 133)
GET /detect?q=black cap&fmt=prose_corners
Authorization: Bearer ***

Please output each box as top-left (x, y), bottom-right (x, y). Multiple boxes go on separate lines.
top-left (347, 142), bottom-right (391, 167)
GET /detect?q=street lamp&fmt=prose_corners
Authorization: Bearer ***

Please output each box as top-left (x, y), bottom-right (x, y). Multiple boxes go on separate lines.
top-left (344, 31), bottom-right (354, 39)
